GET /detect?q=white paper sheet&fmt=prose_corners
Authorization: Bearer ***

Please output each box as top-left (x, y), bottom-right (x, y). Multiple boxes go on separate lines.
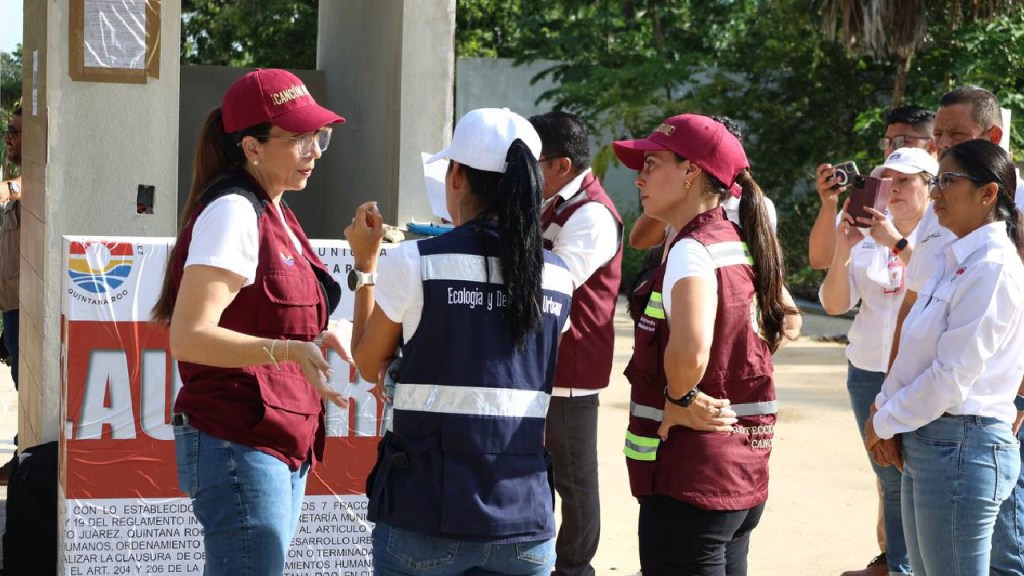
top-left (421, 152), bottom-right (452, 222)
top-left (84, 0), bottom-right (147, 70)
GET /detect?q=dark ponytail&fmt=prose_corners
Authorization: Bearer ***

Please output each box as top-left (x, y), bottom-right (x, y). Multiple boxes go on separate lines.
top-left (462, 139), bottom-right (545, 346)
top-left (151, 108), bottom-right (270, 323)
top-left (942, 140), bottom-right (1024, 260)
top-left (737, 169), bottom-right (796, 352)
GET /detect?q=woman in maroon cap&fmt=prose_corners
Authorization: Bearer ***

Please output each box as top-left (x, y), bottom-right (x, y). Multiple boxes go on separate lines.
top-left (614, 114), bottom-right (800, 575)
top-left (152, 69), bottom-right (347, 575)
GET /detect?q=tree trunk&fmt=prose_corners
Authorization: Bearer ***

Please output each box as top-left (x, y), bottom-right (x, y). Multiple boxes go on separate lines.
top-left (891, 51), bottom-right (913, 108)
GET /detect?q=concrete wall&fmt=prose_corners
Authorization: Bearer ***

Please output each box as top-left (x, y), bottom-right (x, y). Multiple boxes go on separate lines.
top-left (456, 58), bottom-right (640, 217)
top-left (19, 1), bottom-right (180, 446)
top-left (317, 0), bottom-right (454, 229)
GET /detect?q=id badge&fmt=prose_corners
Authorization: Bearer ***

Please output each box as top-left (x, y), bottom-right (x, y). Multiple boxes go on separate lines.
top-left (884, 257), bottom-right (904, 294)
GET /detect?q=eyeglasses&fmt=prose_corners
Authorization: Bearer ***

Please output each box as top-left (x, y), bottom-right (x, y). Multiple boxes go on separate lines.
top-left (927, 171), bottom-right (987, 191)
top-left (261, 129), bottom-right (331, 157)
top-left (878, 134), bottom-right (931, 151)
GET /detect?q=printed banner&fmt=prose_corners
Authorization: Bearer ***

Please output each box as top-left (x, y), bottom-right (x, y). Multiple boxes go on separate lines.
top-left (59, 237), bottom-right (394, 575)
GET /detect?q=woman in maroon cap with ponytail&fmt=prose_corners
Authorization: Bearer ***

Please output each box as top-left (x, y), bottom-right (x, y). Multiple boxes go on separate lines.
top-left (614, 114), bottom-right (801, 576)
top-left (152, 69), bottom-right (348, 575)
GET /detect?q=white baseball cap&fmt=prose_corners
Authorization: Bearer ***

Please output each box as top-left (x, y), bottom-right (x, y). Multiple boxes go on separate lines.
top-left (426, 108), bottom-right (542, 173)
top-left (870, 147), bottom-right (938, 178)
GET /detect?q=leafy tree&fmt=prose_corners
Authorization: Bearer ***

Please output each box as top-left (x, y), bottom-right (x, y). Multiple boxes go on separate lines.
top-left (1, 45), bottom-right (22, 178)
top-left (180, 0), bottom-right (318, 68)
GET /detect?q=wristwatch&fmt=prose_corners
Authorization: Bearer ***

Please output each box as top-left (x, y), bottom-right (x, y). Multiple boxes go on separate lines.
top-left (891, 237), bottom-right (909, 255)
top-left (1014, 394), bottom-right (1024, 412)
top-left (347, 269), bottom-right (377, 292)
top-left (665, 386), bottom-right (700, 408)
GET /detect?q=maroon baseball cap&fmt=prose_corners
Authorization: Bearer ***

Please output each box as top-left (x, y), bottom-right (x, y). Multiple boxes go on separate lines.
top-left (613, 114), bottom-right (748, 197)
top-left (221, 69), bottom-right (345, 134)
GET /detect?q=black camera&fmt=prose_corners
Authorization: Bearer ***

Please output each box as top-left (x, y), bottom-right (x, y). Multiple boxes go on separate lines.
top-left (831, 161), bottom-right (859, 189)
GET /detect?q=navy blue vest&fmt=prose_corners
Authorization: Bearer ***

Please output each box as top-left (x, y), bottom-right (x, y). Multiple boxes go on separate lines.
top-left (367, 221), bottom-right (573, 542)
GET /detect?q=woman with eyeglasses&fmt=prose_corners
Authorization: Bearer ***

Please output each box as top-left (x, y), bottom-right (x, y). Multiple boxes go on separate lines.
top-left (151, 69), bottom-right (348, 575)
top-left (818, 147), bottom-right (936, 576)
top-left (866, 139), bottom-right (1024, 574)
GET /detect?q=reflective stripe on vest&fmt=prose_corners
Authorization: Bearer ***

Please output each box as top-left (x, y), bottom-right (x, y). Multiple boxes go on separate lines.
top-left (393, 383), bottom-right (551, 419)
top-left (707, 241), bottom-right (753, 269)
top-left (644, 291), bottom-right (665, 319)
top-left (629, 399), bottom-right (778, 422)
top-left (421, 253), bottom-right (574, 295)
top-left (624, 431), bottom-right (660, 461)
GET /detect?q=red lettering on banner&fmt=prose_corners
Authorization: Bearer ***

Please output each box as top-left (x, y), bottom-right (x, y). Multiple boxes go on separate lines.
top-left (63, 320), bottom-right (381, 500)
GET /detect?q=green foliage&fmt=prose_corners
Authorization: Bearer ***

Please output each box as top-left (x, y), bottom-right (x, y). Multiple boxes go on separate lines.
top-left (1, 46), bottom-right (22, 112)
top-left (180, 0), bottom-right (318, 68)
top-left (1, 45), bottom-right (22, 179)
top-left (454, 0), bottom-right (1024, 291)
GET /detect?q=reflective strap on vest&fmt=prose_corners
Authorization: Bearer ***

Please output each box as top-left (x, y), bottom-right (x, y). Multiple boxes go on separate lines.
top-left (707, 241), bottom-right (753, 269)
top-left (644, 291), bottom-right (665, 319)
top-left (623, 431), bottom-right (660, 461)
top-left (393, 383), bottom-right (551, 418)
top-left (420, 253), bottom-right (574, 296)
top-left (629, 399), bottom-right (778, 422)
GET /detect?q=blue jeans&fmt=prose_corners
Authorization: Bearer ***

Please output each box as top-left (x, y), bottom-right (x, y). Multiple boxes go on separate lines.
top-left (174, 424), bottom-right (309, 576)
top-left (372, 522), bottom-right (555, 576)
top-left (3, 309), bottom-right (18, 389)
top-left (901, 415), bottom-right (1019, 575)
top-left (991, 426), bottom-right (1024, 575)
top-left (847, 363), bottom-right (911, 575)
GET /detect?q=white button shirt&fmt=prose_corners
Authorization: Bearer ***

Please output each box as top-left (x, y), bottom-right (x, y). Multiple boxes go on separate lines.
top-left (819, 227), bottom-right (917, 373)
top-left (873, 222), bottom-right (1024, 439)
top-left (541, 169), bottom-right (620, 398)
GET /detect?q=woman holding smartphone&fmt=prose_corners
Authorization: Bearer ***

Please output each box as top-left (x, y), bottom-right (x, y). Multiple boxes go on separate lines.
top-left (819, 147), bottom-right (937, 576)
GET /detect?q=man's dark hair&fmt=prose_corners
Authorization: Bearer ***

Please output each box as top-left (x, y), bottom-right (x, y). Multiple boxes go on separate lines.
top-left (939, 85), bottom-right (1002, 129)
top-left (710, 115), bottom-right (744, 143)
top-left (885, 106), bottom-right (935, 131)
top-left (528, 111), bottom-right (591, 175)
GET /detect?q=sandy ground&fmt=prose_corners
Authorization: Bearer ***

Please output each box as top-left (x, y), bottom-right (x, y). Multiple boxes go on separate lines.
top-left (589, 301), bottom-right (874, 575)
top-left (0, 301), bottom-right (870, 574)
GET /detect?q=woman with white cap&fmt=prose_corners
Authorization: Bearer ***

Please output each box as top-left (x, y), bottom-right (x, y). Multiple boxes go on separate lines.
top-left (819, 146), bottom-right (937, 576)
top-left (152, 69), bottom-right (348, 574)
top-left (614, 114), bottom-right (800, 575)
top-left (346, 108), bottom-right (573, 576)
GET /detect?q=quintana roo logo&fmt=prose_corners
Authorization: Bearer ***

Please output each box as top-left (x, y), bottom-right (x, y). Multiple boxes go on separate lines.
top-left (68, 241), bottom-right (135, 294)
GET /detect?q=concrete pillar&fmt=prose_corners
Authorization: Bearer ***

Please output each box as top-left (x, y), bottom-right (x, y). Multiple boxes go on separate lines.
top-left (317, 0), bottom-right (455, 227)
top-left (18, 1), bottom-right (180, 447)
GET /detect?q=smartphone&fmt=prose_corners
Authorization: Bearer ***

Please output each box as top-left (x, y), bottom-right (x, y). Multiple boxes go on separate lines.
top-left (846, 175), bottom-right (892, 227)
top-left (830, 161), bottom-right (859, 189)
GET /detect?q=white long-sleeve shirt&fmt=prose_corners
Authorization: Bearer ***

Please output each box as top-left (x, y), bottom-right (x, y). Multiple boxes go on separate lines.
top-left (873, 221), bottom-right (1024, 439)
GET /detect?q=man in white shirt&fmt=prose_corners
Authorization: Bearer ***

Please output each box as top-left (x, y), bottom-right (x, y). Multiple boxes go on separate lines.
top-left (530, 112), bottom-right (622, 576)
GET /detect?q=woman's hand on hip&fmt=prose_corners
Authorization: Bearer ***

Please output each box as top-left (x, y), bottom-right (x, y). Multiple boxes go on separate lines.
top-left (345, 201), bottom-right (385, 270)
top-left (657, 393), bottom-right (736, 439)
top-left (291, 340), bottom-right (349, 409)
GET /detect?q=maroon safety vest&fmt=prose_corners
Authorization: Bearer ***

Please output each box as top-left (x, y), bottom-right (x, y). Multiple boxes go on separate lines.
top-left (169, 171), bottom-right (333, 470)
top-left (541, 173), bottom-right (623, 391)
top-left (623, 207), bottom-right (775, 510)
